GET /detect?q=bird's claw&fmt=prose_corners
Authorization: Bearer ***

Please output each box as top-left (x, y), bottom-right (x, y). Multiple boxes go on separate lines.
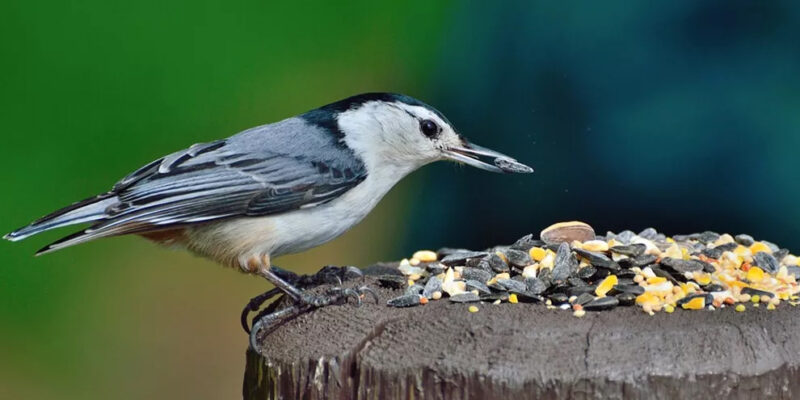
top-left (300, 286), bottom-right (363, 307)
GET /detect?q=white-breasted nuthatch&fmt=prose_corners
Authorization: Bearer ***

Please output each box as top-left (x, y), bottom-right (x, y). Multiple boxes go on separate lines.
top-left (5, 93), bottom-right (532, 328)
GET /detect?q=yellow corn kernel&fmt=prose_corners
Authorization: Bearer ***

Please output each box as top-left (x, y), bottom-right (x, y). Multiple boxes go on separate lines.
top-left (412, 250), bottom-right (437, 262)
top-left (468, 305), bottom-right (479, 313)
top-left (751, 295), bottom-right (761, 303)
top-left (636, 292), bottom-right (658, 305)
top-left (681, 296), bottom-right (706, 310)
top-left (681, 247), bottom-right (690, 260)
top-left (747, 266), bottom-right (765, 283)
top-left (735, 304), bottom-right (746, 312)
top-left (664, 304), bottom-right (675, 313)
top-left (733, 245), bottom-right (748, 255)
top-left (647, 276), bottom-right (667, 284)
top-left (666, 237), bottom-right (675, 243)
top-left (529, 247), bottom-right (546, 262)
top-left (750, 242), bottom-right (771, 254)
top-left (767, 303), bottom-right (776, 310)
top-left (595, 275), bottom-right (618, 298)
top-left (508, 294), bottom-right (518, 304)
top-left (694, 273), bottom-right (712, 286)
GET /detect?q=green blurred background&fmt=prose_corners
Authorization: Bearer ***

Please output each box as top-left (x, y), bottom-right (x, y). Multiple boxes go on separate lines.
top-left (1, 1), bottom-right (798, 399)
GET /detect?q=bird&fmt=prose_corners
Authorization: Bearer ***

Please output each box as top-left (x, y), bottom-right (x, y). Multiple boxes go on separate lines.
top-left (4, 92), bottom-right (532, 329)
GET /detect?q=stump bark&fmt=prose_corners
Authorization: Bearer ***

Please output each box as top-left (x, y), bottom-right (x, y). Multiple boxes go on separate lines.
top-left (243, 275), bottom-right (800, 399)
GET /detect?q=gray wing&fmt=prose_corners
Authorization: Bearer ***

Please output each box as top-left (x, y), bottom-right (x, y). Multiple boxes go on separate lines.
top-left (87, 117), bottom-right (367, 237)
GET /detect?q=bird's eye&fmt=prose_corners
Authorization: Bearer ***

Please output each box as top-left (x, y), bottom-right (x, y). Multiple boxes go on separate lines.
top-left (419, 119), bottom-right (440, 138)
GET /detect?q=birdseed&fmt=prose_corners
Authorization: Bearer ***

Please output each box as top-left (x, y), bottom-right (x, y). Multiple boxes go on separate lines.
top-left (385, 222), bottom-right (799, 316)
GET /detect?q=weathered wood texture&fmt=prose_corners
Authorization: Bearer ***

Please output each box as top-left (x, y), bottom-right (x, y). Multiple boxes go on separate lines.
top-left (244, 276), bottom-right (800, 399)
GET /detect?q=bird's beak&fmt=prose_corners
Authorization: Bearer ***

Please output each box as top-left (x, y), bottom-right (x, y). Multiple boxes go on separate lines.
top-left (443, 141), bottom-right (533, 174)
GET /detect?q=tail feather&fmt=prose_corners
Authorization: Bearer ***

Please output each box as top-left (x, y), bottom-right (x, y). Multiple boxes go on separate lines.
top-left (4, 193), bottom-right (117, 242)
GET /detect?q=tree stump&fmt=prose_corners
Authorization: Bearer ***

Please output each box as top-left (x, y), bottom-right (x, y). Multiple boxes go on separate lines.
top-left (243, 273), bottom-right (800, 399)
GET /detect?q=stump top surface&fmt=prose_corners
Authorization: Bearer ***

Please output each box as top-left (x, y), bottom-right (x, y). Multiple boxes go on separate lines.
top-left (249, 275), bottom-right (800, 399)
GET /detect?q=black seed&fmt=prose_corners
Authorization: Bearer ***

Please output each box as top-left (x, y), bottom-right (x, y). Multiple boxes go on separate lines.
top-left (537, 267), bottom-right (552, 283)
top-left (479, 293), bottom-right (508, 302)
top-left (703, 284), bottom-right (725, 292)
top-left (715, 242), bottom-right (738, 252)
top-left (672, 234), bottom-right (692, 242)
top-left (701, 247), bottom-right (723, 259)
top-left (440, 251), bottom-right (488, 266)
top-left (567, 277), bottom-right (588, 287)
top-left (387, 294), bottom-right (421, 307)
top-left (548, 293), bottom-right (569, 304)
top-left (698, 231), bottom-right (720, 243)
top-left (567, 285), bottom-right (596, 297)
top-left (488, 253), bottom-right (510, 273)
top-left (616, 292), bottom-right (637, 306)
top-left (525, 277), bottom-right (548, 295)
top-left (616, 269), bottom-right (637, 279)
top-left (505, 249), bottom-right (532, 267)
top-left (651, 266), bottom-right (684, 284)
top-left (577, 266), bottom-right (597, 280)
top-left (465, 280), bottom-right (492, 295)
top-left (592, 268), bottom-right (610, 280)
top-left (787, 266), bottom-right (800, 280)
top-left (610, 284), bottom-right (645, 296)
top-left (509, 290), bottom-right (544, 303)
top-left (574, 248), bottom-right (620, 271)
top-left (377, 275), bottom-right (407, 289)
top-left (449, 292), bottom-right (481, 303)
top-left (734, 234), bottom-right (755, 246)
top-left (405, 284), bottom-right (424, 296)
top-left (436, 247), bottom-right (471, 258)
top-left (498, 278), bottom-right (527, 293)
top-left (752, 252), bottom-right (779, 273)
top-left (552, 242), bottom-right (578, 282)
top-left (462, 267), bottom-right (493, 283)
top-left (659, 257), bottom-right (705, 273)
top-left (425, 263), bottom-right (446, 275)
top-left (773, 249), bottom-right (789, 263)
top-left (610, 244), bottom-right (647, 257)
top-left (638, 227), bottom-right (659, 240)
top-left (510, 234), bottom-right (545, 251)
top-left (422, 276), bottom-right (442, 298)
top-left (698, 259), bottom-right (716, 273)
top-left (617, 230), bottom-right (635, 244)
top-left (584, 296), bottom-right (619, 311)
top-left (574, 293), bottom-right (595, 305)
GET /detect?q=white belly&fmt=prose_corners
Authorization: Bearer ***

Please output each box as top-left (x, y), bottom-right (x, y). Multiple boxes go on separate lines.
top-left (182, 164), bottom-right (416, 267)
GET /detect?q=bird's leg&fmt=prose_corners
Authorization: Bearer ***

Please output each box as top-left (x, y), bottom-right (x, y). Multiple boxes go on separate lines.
top-left (242, 254), bottom-right (378, 334)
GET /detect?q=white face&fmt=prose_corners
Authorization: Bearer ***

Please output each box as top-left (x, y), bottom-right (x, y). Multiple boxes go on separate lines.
top-left (337, 100), bottom-right (464, 169)
top-left (338, 99), bottom-right (529, 175)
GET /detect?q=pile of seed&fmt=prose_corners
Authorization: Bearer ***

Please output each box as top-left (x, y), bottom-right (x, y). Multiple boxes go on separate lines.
top-left (382, 221), bottom-right (800, 317)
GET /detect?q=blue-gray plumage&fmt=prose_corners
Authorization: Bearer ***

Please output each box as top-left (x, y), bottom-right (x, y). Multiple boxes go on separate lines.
top-left (4, 92), bottom-right (532, 329)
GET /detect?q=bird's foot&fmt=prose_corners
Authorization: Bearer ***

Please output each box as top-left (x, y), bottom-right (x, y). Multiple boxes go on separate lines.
top-left (242, 265), bottom-right (374, 334)
top-left (298, 285), bottom-right (379, 308)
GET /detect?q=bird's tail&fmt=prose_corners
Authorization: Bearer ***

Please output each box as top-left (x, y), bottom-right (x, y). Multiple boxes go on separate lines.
top-left (3, 193), bottom-right (117, 245)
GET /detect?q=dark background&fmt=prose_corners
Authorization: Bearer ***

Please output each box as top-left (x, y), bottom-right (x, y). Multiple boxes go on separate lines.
top-left (2, 1), bottom-right (798, 399)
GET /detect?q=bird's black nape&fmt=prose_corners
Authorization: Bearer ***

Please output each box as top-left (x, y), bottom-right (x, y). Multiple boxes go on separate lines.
top-left (300, 92), bottom-right (453, 141)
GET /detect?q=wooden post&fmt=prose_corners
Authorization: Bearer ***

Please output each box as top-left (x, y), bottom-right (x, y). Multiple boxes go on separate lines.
top-left (243, 276), bottom-right (800, 399)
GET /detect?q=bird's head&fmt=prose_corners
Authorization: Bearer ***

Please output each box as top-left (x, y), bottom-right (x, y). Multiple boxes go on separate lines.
top-left (311, 93), bottom-right (532, 174)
